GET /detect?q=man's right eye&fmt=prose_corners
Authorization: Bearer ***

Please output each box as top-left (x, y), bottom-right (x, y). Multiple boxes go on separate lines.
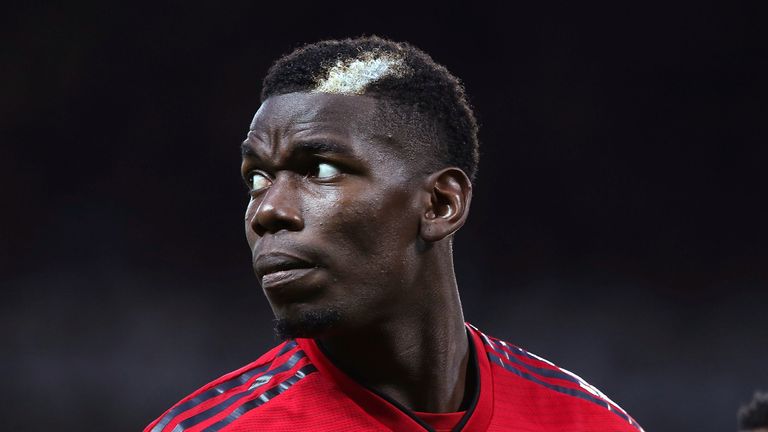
top-left (248, 172), bottom-right (272, 192)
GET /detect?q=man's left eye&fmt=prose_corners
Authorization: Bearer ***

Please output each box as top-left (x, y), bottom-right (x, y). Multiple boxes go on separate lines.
top-left (315, 162), bottom-right (341, 179)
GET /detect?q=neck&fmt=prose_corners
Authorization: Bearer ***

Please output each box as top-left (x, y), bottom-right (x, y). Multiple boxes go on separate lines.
top-left (318, 255), bottom-right (470, 413)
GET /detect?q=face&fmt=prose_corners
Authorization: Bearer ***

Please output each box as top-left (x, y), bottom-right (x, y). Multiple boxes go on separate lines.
top-left (242, 92), bottom-right (426, 338)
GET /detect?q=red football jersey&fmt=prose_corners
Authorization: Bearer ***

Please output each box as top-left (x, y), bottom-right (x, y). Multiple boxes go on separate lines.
top-left (145, 324), bottom-right (643, 431)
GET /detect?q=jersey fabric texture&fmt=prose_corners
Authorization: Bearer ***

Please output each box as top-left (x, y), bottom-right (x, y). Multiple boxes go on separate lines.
top-left (145, 324), bottom-right (643, 432)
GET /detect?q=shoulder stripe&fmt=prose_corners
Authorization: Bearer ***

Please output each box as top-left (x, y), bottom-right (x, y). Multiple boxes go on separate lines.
top-left (275, 340), bottom-right (300, 357)
top-left (487, 351), bottom-right (643, 431)
top-left (169, 350), bottom-right (307, 432)
top-left (470, 326), bottom-right (644, 432)
top-left (150, 341), bottom-right (299, 432)
top-left (480, 334), bottom-right (583, 386)
top-left (202, 364), bottom-right (317, 432)
top-left (481, 331), bottom-right (631, 415)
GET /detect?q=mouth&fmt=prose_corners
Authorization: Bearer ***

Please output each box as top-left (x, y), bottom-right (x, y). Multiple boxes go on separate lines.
top-left (254, 252), bottom-right (318, 290)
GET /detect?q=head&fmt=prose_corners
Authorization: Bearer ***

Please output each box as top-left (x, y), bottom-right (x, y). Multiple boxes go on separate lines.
top-left (738, 391), bottom-right (768, 432)
top-left (241, 36), bottom-right (479, 339)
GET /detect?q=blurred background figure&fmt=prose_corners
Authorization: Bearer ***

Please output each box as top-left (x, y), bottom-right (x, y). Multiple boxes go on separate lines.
top-left (738, 391), bottom-right (768, 432)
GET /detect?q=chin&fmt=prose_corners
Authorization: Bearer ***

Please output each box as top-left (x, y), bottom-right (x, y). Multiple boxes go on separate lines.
top-left (273, 307), bottom-right (342, 340)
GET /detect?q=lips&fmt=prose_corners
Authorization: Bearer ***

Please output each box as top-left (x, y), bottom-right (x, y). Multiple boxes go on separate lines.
top-left (254, 252), bottom-right (317, 288)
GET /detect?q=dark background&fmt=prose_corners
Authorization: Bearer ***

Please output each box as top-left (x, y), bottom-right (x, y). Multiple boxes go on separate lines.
top-left (2, 1), bottom-right (767, 431)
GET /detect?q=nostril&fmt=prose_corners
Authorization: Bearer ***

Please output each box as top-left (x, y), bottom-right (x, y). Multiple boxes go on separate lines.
top-left (251, 218), bottom-right (267, 237)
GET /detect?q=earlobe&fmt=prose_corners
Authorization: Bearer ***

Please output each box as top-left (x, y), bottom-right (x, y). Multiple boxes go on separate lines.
top-left (419, 168), bottom-right (472, 242)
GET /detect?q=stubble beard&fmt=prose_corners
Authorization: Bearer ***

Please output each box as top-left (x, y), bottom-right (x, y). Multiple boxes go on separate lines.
top-left (273, 308), bottom-right (342, 340)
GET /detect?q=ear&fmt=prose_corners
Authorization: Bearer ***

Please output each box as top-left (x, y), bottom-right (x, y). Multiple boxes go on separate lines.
top-left (419, 168), bottom-right (473, 242)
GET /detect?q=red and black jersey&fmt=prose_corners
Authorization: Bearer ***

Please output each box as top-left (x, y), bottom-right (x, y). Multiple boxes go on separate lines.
top-left (145, 324), bottom-right (643, 431)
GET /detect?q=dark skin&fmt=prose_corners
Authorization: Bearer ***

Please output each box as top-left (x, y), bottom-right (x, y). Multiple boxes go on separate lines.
top-left (241, 92), bottom-right (474, 413)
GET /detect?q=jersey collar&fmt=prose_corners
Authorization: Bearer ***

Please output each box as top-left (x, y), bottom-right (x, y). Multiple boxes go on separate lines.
top-left (295, 323), bottom-right (493, 432)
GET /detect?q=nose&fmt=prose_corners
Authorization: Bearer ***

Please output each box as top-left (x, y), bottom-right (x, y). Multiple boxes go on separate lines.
top-left (249, 175), bottom-right (305, 236)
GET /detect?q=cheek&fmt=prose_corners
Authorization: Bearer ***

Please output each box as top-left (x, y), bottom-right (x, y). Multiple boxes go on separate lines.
top-left (244, 197), bottom-right (258, 247)
top-left (314, 186), bottom-right (418, 259)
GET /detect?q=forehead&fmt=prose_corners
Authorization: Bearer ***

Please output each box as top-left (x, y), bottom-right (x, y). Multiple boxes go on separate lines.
top-left (249, 92), bottom-right (380, 136)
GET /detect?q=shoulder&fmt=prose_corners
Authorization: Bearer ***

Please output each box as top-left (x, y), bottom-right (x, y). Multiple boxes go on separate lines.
top-left (143, 340), bottom-right (312, 432)
top-left (469, 325), bottom-right (644, 432)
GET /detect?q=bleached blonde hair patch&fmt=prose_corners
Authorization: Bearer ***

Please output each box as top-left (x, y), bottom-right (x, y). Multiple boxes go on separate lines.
top-left (312, 52), bottom-right (408, 95)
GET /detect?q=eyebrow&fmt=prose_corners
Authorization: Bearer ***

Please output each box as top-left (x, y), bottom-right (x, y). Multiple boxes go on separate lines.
top-left (240, 139), bottom-right (352, 159)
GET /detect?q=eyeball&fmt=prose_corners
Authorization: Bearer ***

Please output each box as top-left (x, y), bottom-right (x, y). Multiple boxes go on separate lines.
top-left (250, 172), bottom-right (272, 191)
top-left (316, 162), bottom-right (341, 179)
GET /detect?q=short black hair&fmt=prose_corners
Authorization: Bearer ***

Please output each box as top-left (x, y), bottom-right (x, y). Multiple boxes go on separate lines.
top-left (738, 391), bottom-right (768, 430)
top-left (260, 36), bottom-right (479, 182)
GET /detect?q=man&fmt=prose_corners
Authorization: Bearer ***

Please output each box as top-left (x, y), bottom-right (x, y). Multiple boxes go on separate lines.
top-left (738, 391), bottom-right (768, 432)
top-left (145, 36), bottom-right (643, 432)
